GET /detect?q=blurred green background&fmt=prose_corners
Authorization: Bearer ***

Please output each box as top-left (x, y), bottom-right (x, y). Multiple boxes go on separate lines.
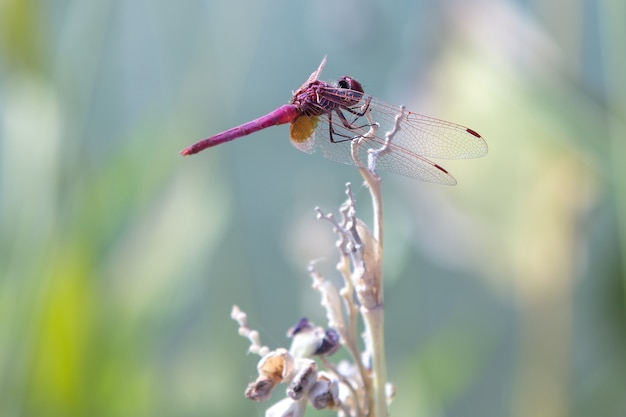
top-left (1, 0), bottom-right (625, 416)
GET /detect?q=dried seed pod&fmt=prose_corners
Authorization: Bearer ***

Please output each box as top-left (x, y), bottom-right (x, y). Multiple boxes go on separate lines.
top-left (287, 360), bottom-right (318, 400)
top-left (257, 348), bottom-right (295, 383)
top-left (245, 377), bottom-right (277, 402)
top-left (313, 328), bottom-right (340, 356)
top-left (245, 349), bottom-right (296, 402)
top-left (308, 373), bottom-right (339, 410)
top-left (288, 318), bottom-right (341, 358)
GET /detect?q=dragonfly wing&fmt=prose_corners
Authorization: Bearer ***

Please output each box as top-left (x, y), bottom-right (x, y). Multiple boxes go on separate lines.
top-left (288, 86), bottom-right (484, 184)
top-left (296, 56), bottom-right (328, 91)
top-left (367, 97), bottom-right (488, 160)
top-left (368, 145), bottom-right (457, 185)
top-left (290, 115), bottom-right (320, 154)
top-left (294, 112), bottom-right (458, 184)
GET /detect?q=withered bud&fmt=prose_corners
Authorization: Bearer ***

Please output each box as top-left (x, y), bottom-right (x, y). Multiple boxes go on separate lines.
top-left (314, 328), bottom-right (340, 356)
top-left (287, 360), bottom-right (318, 400)
top-left (245, 377), bottom-right (277, 402)
top-left (288, 318), bottom-right (341, 358)
top-left (257, 348), bottom-right (295, 383)
top-left (308, 374), bottom-right (339, 410)
top-left (287, 318), bottom-right (314, 337)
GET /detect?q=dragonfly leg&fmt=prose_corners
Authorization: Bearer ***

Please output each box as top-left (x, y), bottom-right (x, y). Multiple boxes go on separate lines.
top-left (328, 109), bottom-right (373, 144)
top-left (343, 96), bottom-right (372, 119)
top-left (335, 96), bottom-right (374, 130)
top-left (328, 112), bottom-right (357, 143)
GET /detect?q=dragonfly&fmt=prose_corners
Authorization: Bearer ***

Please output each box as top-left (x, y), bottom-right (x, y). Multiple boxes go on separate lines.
top-left (180, 57), bottom-right (487, 185)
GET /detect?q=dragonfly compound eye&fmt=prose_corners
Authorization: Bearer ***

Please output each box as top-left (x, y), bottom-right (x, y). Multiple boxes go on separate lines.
top-left (337, 77), bottom-right (351, 89)
top-left (338, 76), bottom-right (364, 93)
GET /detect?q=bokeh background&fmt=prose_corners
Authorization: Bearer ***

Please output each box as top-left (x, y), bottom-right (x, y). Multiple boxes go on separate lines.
top-left (1, 0), bottom-right (625, 416)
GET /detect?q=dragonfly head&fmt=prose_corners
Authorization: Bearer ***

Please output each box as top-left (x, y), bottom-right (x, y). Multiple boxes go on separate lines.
top-left (336, 76), bottom-right (364, 107)
top-left (337, 76), bottom-right (364, 93)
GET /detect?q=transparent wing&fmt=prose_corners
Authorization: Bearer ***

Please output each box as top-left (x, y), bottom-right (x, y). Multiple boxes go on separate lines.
top-left (367, 96), bottom-right (488, 159)
top-left (290, 88), bottom-right (487, 184)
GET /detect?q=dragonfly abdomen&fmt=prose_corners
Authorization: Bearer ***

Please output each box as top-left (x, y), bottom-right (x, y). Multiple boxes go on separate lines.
top-left (180, 104), bottom-right (299, 155)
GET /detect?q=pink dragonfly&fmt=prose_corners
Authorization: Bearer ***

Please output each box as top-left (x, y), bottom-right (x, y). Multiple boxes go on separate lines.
top-left (180, 57), bottom-right (487, 185)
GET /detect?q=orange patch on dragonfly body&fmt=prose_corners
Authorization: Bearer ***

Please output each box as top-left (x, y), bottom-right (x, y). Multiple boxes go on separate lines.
top-left (290, 116), bottom-right (318, 143)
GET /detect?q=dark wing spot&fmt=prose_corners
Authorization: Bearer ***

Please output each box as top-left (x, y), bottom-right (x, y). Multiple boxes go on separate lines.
top-left (434, 164), bottom-right (449, 174)
top-left (466, 128), bottom-right (481, 138)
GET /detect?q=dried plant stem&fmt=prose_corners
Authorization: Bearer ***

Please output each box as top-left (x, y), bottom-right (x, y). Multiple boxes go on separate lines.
top-left (336, 254), bottom-right (369, 380)
top-left (359, 175), bottom-right (387, 417)
top-left (360, 166), bottom-right (384, 249)
top-left (361, 304), bottom-right (386, 417)
top-left (352, 131), bottom-right (388, 417)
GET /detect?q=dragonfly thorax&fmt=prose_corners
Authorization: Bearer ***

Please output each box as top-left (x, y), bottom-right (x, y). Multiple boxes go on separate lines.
top-left (290, 78), bottom-right (365, 117)
top-left (291, 80), bottom-right (337, 117)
